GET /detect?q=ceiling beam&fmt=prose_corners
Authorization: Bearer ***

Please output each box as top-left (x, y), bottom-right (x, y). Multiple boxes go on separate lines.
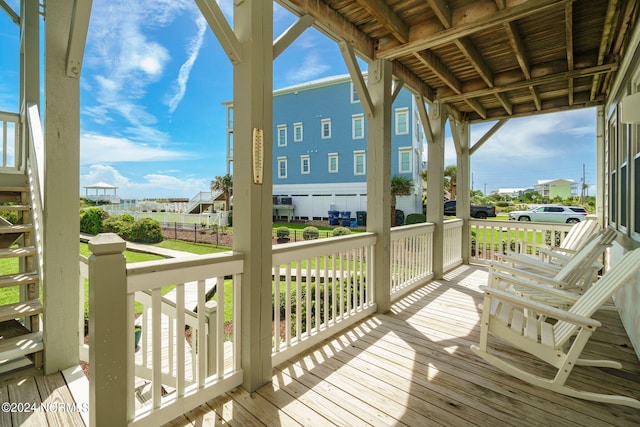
top-left (391, 61), bottom-right (434, 100)
top-left (376, 0), bottom-right (569, 59)
top-left (437, 63), bottom-right (617, 103)
top-left (565, 3), bottom-right (574, 105)
top-left (413, 50), bottom-right (462, 94)
top-left (495, 93), bottom-right (513, 115)
top-left (465, 98), bottom-right (487, 120)
top-left (426, 0), bottom-right (452, 29)
top-left (590, 0), bottom-right (619, 100)
top-left (274, 14), bottom-right (315, 59)
top-left (355, 0), bottom-right (409, 43)
top-left (455, 38), bottom-right (494, 87)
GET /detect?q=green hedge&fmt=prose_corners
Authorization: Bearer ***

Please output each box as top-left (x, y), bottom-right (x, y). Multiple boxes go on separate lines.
top-left (405, 213), bottom-right (426, 224)
top-left (130, 218), bottom-right (164, 243)
top-left (80, 208), bottom-right (110, 235)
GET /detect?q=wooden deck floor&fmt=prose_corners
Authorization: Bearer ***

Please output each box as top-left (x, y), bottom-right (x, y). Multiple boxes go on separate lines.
top-left (164, 264), bottom-right (640, 427)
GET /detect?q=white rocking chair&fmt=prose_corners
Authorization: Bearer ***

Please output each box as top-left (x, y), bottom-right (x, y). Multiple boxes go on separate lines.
top-left (471, 248), bottom-right (640, 408)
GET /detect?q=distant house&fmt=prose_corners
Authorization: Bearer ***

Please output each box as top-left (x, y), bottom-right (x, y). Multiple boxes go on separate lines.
top-left (84, 182), bottom-right (119, 204)
top-left (224, 74), bottom-right (424, 220)
top-left (533, 179), bottom-right (579, 199)
top-left (493, 188), bottom-right (528, 198)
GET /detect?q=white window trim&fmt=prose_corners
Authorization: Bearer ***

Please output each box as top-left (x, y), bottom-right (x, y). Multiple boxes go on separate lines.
top-left (398, 146), bottom-right (412, 173)
top-left (354, 150), bottom-right (366, 176)
top-left (277, 124), bottom-right (287, 147)
top-left (350, 82), bottom-right (360, 104)
top-left (321, 118), bottom-right (332, 139)
top-left (352, 114), bottom-right (364, 139)
top-left (293, 122), bottom-right (303, 142)
top-left (395, 108), bottom-right (409, 135)
top-left (300, 155), bottom-right (310, 175)
top-left (328, 152), bottom-right (339, 173)
top-left (277, 156), bottom-right (288, 179)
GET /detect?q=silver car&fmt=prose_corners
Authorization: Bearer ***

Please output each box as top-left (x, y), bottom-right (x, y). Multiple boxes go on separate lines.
top-left (508, 206), bottom-right (588, 223)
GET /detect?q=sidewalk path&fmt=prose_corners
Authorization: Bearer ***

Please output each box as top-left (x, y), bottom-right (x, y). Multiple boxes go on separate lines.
top-left (80, 233), bottom-right (192, 258)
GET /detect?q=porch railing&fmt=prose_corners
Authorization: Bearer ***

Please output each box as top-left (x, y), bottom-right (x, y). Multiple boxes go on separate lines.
top-left (468, 219), bottom-right (573, 264)
top-left (390, 222), bottom-right (435, 301)
top-left (87, 235), bottom-right (244, 427)
top-left (0, 110), bottom-right (21, 172)
top-left (271, 232), bottom-right (377, 365)
top-left (443, 218), bottom-right (464, 271)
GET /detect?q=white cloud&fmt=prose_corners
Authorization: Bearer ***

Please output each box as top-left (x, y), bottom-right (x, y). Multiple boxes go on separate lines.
top-left (285, 53), bottom-right (331, 83)
top-left (81, 133), bottom-right (194, 164)
top-left (168, 15), bottom-right (207, 114)
top-left (81, 164), bottom-right (208, 198)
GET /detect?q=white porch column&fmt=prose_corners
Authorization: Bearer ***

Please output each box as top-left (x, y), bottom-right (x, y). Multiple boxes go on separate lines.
top-left (367, 59), bottom-right (392, 313)
top-left (596, 105), bottom-right (606, 227)
top-left (425, 103), bottom-right (447, 278)
top-left (43, 0), bottom-right (81, 373)
top-left (452, 119), bottom-right (471, 263)
top-left (233, 0), bottom-right (273, 391)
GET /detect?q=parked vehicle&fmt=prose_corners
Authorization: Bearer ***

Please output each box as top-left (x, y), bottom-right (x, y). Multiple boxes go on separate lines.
top-left (508, 206), bottom-right (588, 223)
top-left (443, 200), bottom-right (496, 219)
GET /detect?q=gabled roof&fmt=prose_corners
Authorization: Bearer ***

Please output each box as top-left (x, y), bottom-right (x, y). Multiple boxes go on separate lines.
top-left (84, 182), bottom-right (118, 189)
top-left (535, 179), bottom-right (577, 185)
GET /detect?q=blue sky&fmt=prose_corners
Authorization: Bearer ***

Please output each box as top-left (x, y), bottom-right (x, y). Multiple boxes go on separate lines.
top-left (0, 0), bottom-right (596, 199)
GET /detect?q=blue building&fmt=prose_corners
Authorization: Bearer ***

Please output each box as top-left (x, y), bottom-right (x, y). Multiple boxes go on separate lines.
top-left (224, 74), bottom-right (424, 220)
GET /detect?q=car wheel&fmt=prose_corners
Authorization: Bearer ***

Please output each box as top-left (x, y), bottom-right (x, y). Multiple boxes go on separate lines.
top-left (518, 216), bottom-right (531, 221)
top-left (566, 218), bottom-right (580, 224)
top-left (476, 212), bottom-right (487, 219)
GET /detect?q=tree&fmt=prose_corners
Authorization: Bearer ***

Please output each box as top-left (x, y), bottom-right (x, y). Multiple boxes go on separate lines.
top-left (211, 174), bottom-right (233, 211)
top-left (444, 165), bottom-right (457, 200)
top-left (391, 175), bottom-right (414, 226)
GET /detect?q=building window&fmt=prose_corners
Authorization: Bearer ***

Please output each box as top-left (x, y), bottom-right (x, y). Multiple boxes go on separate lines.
top-left (395, 108), bottom-right (409, 135)
top-left (321, 118), bottom-right (332, 139)
top-left (277, 157), bottom-right (287, 179)
top-left (328, 153), bottom-right (338, 173)
top-left (301, 155), bottom-right (310, 174)
top-left (352, 114), bottom-right (364, 139)
top-left (277, 125), bottom-right (287, 147)
top-left (398, 147), bottom-right (412, 173)
top-left (354, 151), bottom-right (366, 176)
top-left (293, 122), bottom-right (303, 142)
top-left (350, 82), bottom-right (360, 103)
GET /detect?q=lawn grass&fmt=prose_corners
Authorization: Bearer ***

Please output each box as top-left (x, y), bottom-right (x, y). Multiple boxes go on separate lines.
top-left (154, 239), bottom-right (231, 255)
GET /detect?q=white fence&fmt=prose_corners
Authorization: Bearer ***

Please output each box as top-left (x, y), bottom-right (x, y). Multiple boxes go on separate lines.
top-left (271, 233), bottom-right (377, 365)
top-left (390, 222), bottom-right (435, 301)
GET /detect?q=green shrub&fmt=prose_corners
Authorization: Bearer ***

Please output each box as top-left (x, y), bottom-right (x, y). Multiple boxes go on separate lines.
top-left (276, 227), bottom-right (290, 238)
top-left (227, 211), bottom-right (233, 227)
top-left (0, 205), bottom-right (18, 224)
top-left (302, 226), bottom-right (319, 240)
top-left (495, 201), bottom-right (510, 208)
top-left (102, 215), bottom-right (134, 240)
top-left (129, 218), bottom-right (163, 243)
top-left (332, 227), bottom-right (351, 236)
top-left (80, 207), bottom-right (110, 235)
top-left (405, 213), bottom-right (426, 224)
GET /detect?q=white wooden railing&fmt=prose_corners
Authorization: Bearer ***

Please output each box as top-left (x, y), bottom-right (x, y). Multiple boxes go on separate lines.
top-left (443, 219), bottom-right (464, 271)
top-left (390, 222), bottom-right (435, 301)
top-left (271, 233), bottom-right (376, 365)
top-left (0, 110), bottom-right (21, 172)
top-left (468, 219), bottom-right (573, 264)
top-left (88, 235), bottom-right (244, 427)
top-left (26, 104), bottom-right (45, 284)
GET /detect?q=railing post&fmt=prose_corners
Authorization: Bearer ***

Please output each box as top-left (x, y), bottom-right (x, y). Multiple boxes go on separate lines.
top-left (205, 300), bottom-right (218, 376)
top-left (88, 233), bottom-right (127, 427)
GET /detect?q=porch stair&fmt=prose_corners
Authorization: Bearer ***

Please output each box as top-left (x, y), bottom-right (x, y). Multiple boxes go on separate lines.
top-left (0, 186), bottom-right (43, 376)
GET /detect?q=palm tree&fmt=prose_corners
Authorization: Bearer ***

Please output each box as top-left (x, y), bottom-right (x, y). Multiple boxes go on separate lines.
top-left (444, 165), bottom-right (457, 200)
top-left (211, 174), bottom-right (233, 211)
top-left (391, 175), bottom-right (414, 226)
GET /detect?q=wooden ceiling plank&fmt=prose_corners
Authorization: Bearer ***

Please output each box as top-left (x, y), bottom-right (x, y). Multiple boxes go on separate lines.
top-left (565, 3), bottom-right (574, 106)
top-left (376, 0), bottom-right (569, 59)
top-left (455, 38), bottom-right (494, 87)
top-left (437, 63), bottom-right (617, 103)
top-left (465, 98), bottom-right (487, 119)
top-left (504, 21), bottom-right (531, 80)
top-left (426, 0), bottom-right (452, 29)
top-left (391, 61), bottom-right (434, 100)
top-left (590, 0), bottom-right (620, 100)
top-left (413, 50), bottom-right (462, 94)
top-left (495, 93), bottom-right (513, 115)
top-left (355, 0), bottom-right (409, 43)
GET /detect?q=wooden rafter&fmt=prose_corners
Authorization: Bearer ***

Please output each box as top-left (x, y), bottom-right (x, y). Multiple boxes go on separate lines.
top-left (565, 3), bottom-right (574, 105)
top-left (355, 0), bottom-right (408, 43)
top-left (376, 0), bottom-right (569, 59)
top-left (426, 0), bottom-right (452, 29)
top-left (414, 50), bottom-right (462, 94)
top-left (504, 21), bottom-right (541, 110)
top-left (590, 0), bottom-right (620, 100)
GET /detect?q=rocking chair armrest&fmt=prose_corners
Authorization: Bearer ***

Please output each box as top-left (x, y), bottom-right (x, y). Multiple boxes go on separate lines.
top-left (479, 285), bottom-right (601, 328)
top-left (489, 255), bottom-right (562, 275)
top-left (538, 248), bottom-right (574, 259)
top-left (489, 271), bottom-right (580, 302)
top-left (488, 263), bottom-right (564, 287)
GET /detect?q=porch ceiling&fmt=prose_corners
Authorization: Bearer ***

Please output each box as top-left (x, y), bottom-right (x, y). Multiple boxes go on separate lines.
top-left (278, 0), bottom-right (638, 123)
